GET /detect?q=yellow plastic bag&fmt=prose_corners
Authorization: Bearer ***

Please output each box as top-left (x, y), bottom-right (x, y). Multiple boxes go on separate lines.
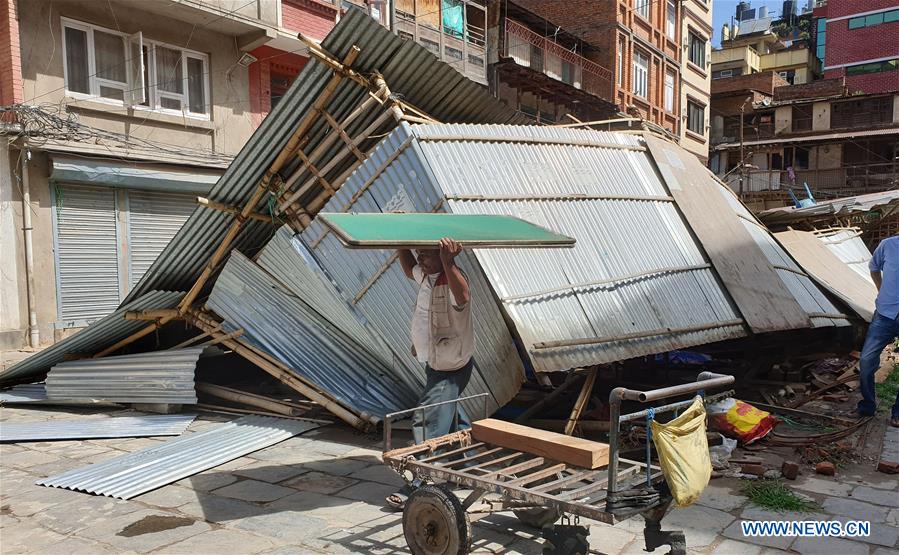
top-left (650, 396), bottom-right (711, 507)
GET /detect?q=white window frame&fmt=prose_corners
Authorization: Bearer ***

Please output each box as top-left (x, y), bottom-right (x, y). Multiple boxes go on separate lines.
top-left (61, 17), bottom-right (210, 119)
top-left (633, 50), bottom-right (648, 99)
top-left (718, 69), bottom-right (733, 78)
top-left (687, 29), bottom-right (708, 68)
top-left (664, 70), bottom-right (675, 112)
top-left (666, 0), bottom-right (677, 40)
top-left (635, 0), bottom-right (650, 20)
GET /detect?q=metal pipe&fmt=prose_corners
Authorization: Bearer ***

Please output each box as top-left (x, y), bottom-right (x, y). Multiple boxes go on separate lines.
top-left (618, 390), bottom-right (734, 423)
top-left (383, 392), bottom-right (489, 452)
top-left (20, 150), bottom-right (39, 348)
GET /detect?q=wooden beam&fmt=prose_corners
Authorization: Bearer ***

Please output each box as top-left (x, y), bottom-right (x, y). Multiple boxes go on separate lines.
top-left (124, 309), bottom-right (181, 321)
top-left (565, 368), bottom-right (598, 436)
top-left (197, 197), bottom-right (275, 223)
top-left (197, 328), bottom-right (244, 348)
top-left (320, 110), bottom-right (367, 162)
top-left (195, 382), bottom-right (305, 417)
top-left (294, 149), bottom-right (334, 194)
top-left (93, 316), bottom-right (175, 358)
top-left (177, 45), bottom-right (362, 313)
top-left (515, 371), bottom-right (583, 423)
top-left (167, 323), bottom-right (223, 351)
top-left (471, 419), bottom-right (610, 470)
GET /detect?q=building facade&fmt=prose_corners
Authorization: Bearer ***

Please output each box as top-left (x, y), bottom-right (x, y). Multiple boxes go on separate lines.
top-left (814, 0), bottom-right (899, 94)
top-left (680, 0), bottom-right (713, 160)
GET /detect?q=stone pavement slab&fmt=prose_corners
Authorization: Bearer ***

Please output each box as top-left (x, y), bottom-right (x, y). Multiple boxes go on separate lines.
top-left (232, 461), bottom-right (308, 484)
top-left (157, 527), bottom-right (277, 554)
top-left (830, 516), bottom-right (899, 548)
top-left (872, 548), bottom-right (899, 555)
top-left (232, 509), bottom-right (329, 544)
top-left (852, 485), bottom-right (899, 507)
top-left (347, 463), bottom-right (406, 487)
top-left (740, 506), bottom-right (824, 521)
top-left (709, 538), bottom-right (763, 555)
top-left (174, 491), bottom-right (266, 524)
top-left (697, 483), bottom-right (749, 512)
top-left (302, 456), bottom-right (374, 476)
top-left (664, 505), bottom-right (736, 549)
top-left (888, 508), bottom-right (899, 526)
top-left (1, 482), bottom-right (82, 516)
top-left (282, 470), bottom-right (359, 494)
top-left (823, 496), bottom-right (891, 521)
top-left (0, 518), bottom-right (72, 555)
top-left (792, 536), bottom-right (870, 555)
top-left (722, 521), bottom-right (794, 550)
top-left (211, 479), bottom-right (296, 503)
top-left (793, 476), bottom-right (854, 497)
top-left (176, 471), bottom-right (240, 492)
top-left (1, 448), bottom-right (62, 469)
top-left (33, 493), bottom-right (139, 535)
top-left (134, 485), bottom-right (203, 509)
top-left (586, 522), bottom-right (637, 554)
top-left (75, 508), bottom-right (211, 553)
top-left (334, 481), bottom-right (401, 505)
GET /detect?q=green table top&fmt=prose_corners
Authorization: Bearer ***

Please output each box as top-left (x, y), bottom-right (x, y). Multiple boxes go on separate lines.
top-left (318, 213), bottom-right (576, 249)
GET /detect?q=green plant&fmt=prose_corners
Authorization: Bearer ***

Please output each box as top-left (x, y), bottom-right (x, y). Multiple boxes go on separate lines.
top-left (741, 479), bottom-right (819, 513)
top-left (875, 363), bottom-right (899, 414)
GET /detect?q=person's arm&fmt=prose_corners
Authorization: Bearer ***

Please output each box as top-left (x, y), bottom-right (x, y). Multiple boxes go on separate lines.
top-left (397, 249), bottom-right (416, 280)
top-left (872, 271), bottom-right (882, 292)
top-left (869, 242), bottom-right (885, 293)
top-left (439, 237), bottom-right (470, 307)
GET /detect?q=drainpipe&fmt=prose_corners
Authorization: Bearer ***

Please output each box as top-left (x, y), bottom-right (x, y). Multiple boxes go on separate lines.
top-left (20, 149), bottom-right (39, 348)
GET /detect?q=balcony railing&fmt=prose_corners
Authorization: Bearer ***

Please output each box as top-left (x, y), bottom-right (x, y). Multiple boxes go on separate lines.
top-left (503, 19), bottom-right (613, 100)
top-left (726, 163), bottom-right (898, 195)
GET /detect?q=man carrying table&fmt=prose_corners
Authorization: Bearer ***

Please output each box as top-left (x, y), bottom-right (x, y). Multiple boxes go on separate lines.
top-left (385, 237), bottom-right (475, 509)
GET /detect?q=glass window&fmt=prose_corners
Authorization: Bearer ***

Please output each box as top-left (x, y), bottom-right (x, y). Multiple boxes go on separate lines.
top-left (666, 0), bottom-right (677, 39)
top-left (635, 0), bottom-right (649, 19)
top-left (885, 10), bottom-right (899, 23)
top-left (848, 16), bottom-right (866, 29)
top-left (817, 18), bottom-right (827, 32)
top-left (633, 50), bottom-right (648, 98)
top-left (865, 13), bottom-right (884, 26)
top-left (664, 71), bottom-right (674, 112)
top-left (687, 100), bottom-right (704, 135)
top-left (689, 32), bottom-right (706, 67)
top-left (64, 26), bottom-right (89, 94)
top-left (61, 18), bottom-right (209, 117)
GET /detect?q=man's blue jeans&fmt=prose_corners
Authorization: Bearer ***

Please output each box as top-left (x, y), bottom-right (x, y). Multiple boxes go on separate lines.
top-left (858, 311), bottom-right (899, 418)
top-left (412, 358), bottom-right (474, 444)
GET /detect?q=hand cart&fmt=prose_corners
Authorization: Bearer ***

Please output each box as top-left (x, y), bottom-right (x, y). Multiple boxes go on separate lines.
top-left (382, 371), bottom-right (735, 555)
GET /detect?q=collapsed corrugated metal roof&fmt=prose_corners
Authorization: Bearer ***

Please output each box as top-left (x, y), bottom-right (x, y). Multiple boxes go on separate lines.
top-left (815, 228), bottom-right (874, 283)
top-left (45, 348), bottom-right (202, 405)
top-left (299, 122), bottom-right (850, 373)
top-left (758, 190), bottom-right (899, 226)
top-left (0, 291), bottom-right (184, 384)
top-left (206, 244), bottom-right (419, 420)
top-left (126, 9), bottom-right (526, 304)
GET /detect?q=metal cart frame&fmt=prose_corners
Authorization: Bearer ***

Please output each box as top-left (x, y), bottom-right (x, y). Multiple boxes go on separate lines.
top-left (382, 371), bottom-right (735, 555)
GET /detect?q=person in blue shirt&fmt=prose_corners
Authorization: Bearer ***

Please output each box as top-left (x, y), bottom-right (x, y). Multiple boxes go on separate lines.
top-left (858, 235), bottom-right (899, 428)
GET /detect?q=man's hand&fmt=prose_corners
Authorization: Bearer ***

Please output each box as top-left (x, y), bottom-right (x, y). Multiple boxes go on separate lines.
top-left (439, 237), bottom-right (462, 267)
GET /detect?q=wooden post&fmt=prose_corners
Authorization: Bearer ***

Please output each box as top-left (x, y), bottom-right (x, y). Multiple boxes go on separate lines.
top-left (197, 197), bottom-right (274, 223)
top-left (195, 382), bottom-right (305, 417)
top-left (515, 371), bottom-right (584, 424)
top-left (564, 367), bottom-right (598, 436)
top-left (93, 316), bottom-right (175, 358)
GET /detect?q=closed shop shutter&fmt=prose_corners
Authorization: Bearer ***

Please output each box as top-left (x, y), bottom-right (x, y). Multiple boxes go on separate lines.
top-left (127, 190), bottom-right (196, 289)
top-left (54, 184), bottom-right (121, 324)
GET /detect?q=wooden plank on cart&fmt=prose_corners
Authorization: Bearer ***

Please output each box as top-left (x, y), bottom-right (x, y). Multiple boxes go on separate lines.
top-left (471, 419), bottom-right (609, 469)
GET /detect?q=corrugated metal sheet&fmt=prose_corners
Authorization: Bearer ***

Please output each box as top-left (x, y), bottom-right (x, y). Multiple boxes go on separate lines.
top-left (408, 124), bottom-right (748, 371)
top-left (0, 291), bottom-right (184, 384)
top-left (37, 415), bottom-right (319, 499)
top-left (45, 348), bottom-right (202, 405)
top-left (758, 190), bottom-right (899, 226)
top-left (299, 124), bottom-right (525, 408)
top-left (54, 184), bottom-right (121, 324)
top-left (206, 249), bottom-right (417, 420)
top-left (125, 10), bottom-right (526, 304)
top-left (816, 228), bottom-right (874, 283)
top-left (0, 384), bottom-right (49, 403)
top-left (714, 184), bottom-right (850, 328)
top-left (1, 415), bottom-right (195, 443)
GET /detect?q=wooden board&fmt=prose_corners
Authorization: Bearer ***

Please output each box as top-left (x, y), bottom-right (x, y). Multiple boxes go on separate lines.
top-left (643, 135), bottom-right (811, 333)
top-left (775, 229), bottom-right (876, 322)
top-left (318, 213), bottom-right (576, 249)
top-left (471, 418), bottom-right (610, 469)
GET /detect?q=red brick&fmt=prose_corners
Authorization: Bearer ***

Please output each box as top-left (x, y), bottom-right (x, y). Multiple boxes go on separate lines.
top-left (282, 0), bottom-right (337, 41)
top-left (815, 461), bottom-right (836, 476)
top-left (877, 460), bottom-right (899, 474)
top-left (774, 78), bottom-right (847, 101)
top-left (741, 463), bottom-right (766, 476)
top-left (781, 461), bottom-right (800, 480)
top-left (712, 71), bottom-right (789, 96)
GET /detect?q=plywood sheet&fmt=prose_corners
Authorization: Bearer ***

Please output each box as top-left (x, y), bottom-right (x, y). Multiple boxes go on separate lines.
top-left (318, 213), bottom-right (576, 249)
top-left (775, 229), bottom-right (876, 322)
top-left (644, 135), bottom-right (811, 333)
top-left (471, 418), bottom-right (609, 469)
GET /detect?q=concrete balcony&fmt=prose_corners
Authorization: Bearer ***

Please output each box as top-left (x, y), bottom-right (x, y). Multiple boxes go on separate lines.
top-left (501, 19), bottom-right (614, 102)
top-left (711, 45), bottom-right (761, 73)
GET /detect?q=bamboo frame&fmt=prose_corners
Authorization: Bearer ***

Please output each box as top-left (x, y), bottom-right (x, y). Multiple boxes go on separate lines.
top-left (197, 197), bottom-right (274, 223)
top-left (196, 382), bottom-right (305, 417)
top-left (93, 316), bottom-right (176, 358)
top-left (565, 368), bottom-right (598, 436)
top-left (320, 110), bottom-right (367, 161)
top-left (124, 309), bottom-right (181, 321)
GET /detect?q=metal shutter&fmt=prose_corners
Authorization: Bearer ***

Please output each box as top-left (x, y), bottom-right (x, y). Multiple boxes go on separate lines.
top-left (54, 184), bottom-right (121, 324)
top-left (127, 191), bottom-right (195, 289)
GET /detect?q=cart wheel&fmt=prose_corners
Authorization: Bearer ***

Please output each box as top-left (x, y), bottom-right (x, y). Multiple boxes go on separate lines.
top-left (403, 484), bottom-right (471, 555)
top-left (513, 507), bottom-right (563, 529)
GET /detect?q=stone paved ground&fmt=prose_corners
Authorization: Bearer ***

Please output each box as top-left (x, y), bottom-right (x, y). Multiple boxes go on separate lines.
top-left (2, 404), bottom-right (898, 554)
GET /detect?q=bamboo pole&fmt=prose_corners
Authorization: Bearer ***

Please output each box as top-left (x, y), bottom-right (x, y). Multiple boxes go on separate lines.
top-left (196, 382), bottom-right (304, 416)
top-left (196, 382), bottom-right (315, 411)
top-left (564, 368), bottom-right (598, 436)
top-left (514, 371), bottom-right (584, 424)
top-left (124, 309), bottom-right (181, 321)
top-left (184, 311), bottom-right (373, 431)
top-left (195, 403), bottom-right (331, 423)
top-left (168, 323), bottom-right (223, 350)
top-left (93, 316), bottom-right (176, 358)
top-left (197, 197), bottom-right (274, 223)
top-left (197, 328), bottom-right (243, 348)
top-left (177, 46), bottom-right (362, 314)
